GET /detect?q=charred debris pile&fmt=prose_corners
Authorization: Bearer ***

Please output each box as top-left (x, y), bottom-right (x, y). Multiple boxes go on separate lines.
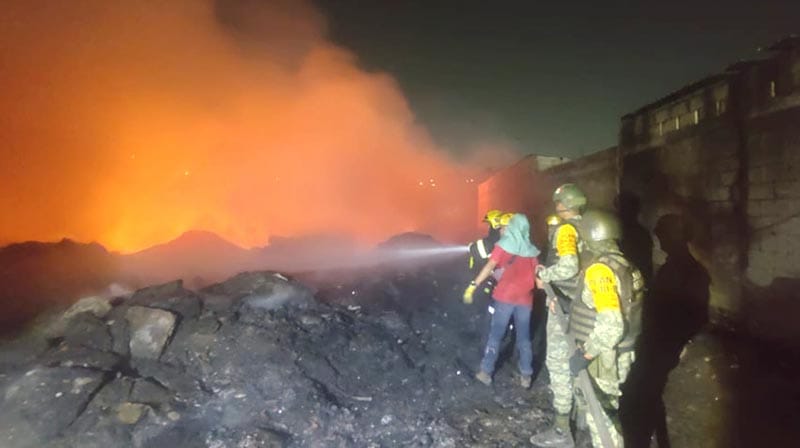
top-left (0, 256), bottom-right (559, 448)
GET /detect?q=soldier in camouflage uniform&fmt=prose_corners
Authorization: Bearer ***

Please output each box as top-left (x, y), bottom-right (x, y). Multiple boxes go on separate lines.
top-left (568, 209), bottom-right (644, 448)
top-left (530, 184), bottom-right (588, 448)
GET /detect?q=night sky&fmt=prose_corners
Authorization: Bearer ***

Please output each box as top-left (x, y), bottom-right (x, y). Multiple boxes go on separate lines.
top-left (317, 0), bottom-right (800, 157)
top-left (1, 0), bottom-right (798, 249)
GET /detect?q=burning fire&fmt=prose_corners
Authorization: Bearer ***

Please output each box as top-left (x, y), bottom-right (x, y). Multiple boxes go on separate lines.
top-left (0, 0), bottom-right (516, 253)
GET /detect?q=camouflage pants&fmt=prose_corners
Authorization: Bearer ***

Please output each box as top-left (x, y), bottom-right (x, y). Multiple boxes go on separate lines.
top-left (591, 351), bottom-right (635, 409)
top-left (583, 399), bottom-right (623, 448)
top-left (580, 351), bottom-right (635, 448)
top-left (545, 305), bottom-right (572, 414)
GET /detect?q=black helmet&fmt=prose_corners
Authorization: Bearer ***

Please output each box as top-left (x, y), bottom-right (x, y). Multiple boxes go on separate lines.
top-left (580, 209), bottom-right (621, 242)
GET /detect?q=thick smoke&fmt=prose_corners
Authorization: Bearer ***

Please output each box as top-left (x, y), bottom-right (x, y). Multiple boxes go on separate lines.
top-left (0, 0), bottom-right (515, 252)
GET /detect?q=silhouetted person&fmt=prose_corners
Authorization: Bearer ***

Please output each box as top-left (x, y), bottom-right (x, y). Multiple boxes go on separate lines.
top-left (621, 213), bottom-right (710, 448)
top-left (617, 192), bottom-right (654, 287)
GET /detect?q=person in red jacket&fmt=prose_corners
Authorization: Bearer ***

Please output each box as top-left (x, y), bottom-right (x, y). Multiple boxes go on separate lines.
top-left (463, 213), bottom-right (540, 388)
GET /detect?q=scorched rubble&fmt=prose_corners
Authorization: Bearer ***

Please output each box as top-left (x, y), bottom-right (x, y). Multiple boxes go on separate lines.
top-left (0, 264), bottom-right (563, 447)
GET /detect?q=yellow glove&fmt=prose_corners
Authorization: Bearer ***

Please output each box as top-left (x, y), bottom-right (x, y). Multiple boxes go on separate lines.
top-left (463, 282), bottom-right (477, 304)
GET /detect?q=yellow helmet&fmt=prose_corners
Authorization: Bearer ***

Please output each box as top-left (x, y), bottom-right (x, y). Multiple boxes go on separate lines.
top-left (546, 214), bottom-right (561, 227)
top-left (499, 212), bottom-right (515, 227)
top-left (484, 209), bottom-right (503, 229)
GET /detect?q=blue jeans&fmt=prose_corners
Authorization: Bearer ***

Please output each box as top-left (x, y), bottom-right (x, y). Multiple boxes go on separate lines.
top-left (480, 300), bottom-right (534, 376)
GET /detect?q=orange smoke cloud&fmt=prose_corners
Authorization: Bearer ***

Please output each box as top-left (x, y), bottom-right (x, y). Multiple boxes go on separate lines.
top-left (0, 0), bottom-right (514, 253)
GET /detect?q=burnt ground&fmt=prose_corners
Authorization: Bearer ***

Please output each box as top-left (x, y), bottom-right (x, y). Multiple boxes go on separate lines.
top-left (0, 257), bottom-right (798, 447)
top-left (651, 330), bottom-right (800, 448)
top-left (0, 259), bottom-right (565, 448)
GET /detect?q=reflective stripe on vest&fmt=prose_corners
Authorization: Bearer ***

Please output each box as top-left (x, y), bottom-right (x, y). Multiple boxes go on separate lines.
top-left (476, 239), bottom-right (489, 259)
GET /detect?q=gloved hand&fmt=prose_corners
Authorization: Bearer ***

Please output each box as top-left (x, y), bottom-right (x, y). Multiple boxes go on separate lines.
top-left (463, 282), bottom-right (477, 304)
top-left (569, 349), bottom-right (591, 376)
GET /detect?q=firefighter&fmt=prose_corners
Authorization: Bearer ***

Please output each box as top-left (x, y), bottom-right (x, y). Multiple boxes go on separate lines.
top-left (546, 214), bottom-right (561, 241)
top-left (499, 212), bottom-right (515, 227)
top-left (467, 209), bottom-right (504, 298)
top-left (487, 213), bottom-right (516, 284)
top-left (485, 212), bottom-right (518, 314)
top-left (530, 184), bottom-right (588, 448)
top-left (469, 209), bottom-right (504, 272)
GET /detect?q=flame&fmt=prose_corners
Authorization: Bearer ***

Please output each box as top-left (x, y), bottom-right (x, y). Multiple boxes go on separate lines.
top-left (0, 0), bottom-right (516, 253)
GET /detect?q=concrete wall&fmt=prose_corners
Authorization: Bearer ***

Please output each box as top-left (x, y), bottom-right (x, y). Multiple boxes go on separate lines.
top-left (478, 37), bottom-right (800, 342)
top-left (616, 39), bottom-right (800, 331)
top-left (742, 106), bottom-right (800, 341)
top-left (477, 155), bottom-right (537, 219)
top-left (745, 108), bottom-right (800, 286)
top-left (477, 155), bottom-right (548, 241)
top-left (477, 149), bottom-right (618, 247)
top-left (541, 147), bottom-right (619, 210)
top-left (619, 112), bottom-right (746, 319)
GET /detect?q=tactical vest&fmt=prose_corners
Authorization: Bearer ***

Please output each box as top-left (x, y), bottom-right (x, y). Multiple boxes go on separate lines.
top-left (568, 252), bottom-right (644, 353)
top-left (545, 220), bottom-right (591, 298)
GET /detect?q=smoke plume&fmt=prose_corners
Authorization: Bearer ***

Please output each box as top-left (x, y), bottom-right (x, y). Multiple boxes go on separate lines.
top-left (0, 0), bottom-right (515, 253)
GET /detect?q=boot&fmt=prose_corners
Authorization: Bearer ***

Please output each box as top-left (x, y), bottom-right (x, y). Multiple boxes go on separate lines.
top-left (475, 370), bottom-right (492, 385)
top-left (519, 374), bottom-right (532, 389)
top-left (529, 414), bottom-right (575, 448)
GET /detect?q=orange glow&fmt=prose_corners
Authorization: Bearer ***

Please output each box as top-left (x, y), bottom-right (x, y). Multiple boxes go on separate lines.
top-left (0, 1), bottom-right (516, 253)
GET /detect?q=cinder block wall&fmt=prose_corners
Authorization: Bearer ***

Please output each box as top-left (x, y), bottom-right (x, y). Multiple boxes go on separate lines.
top-left (477, 41), bottom-right (800, 342)
top-left (742, 107), bottom-right (800, 341)
top-left (619, 120), bottom-right (745, 321)
top-left (476, 156), bottom-right (549, 243)
top-left (477, 148), bottom-right (619, 253)
top-left (746, 109), bottom-right (800, 285)
top-left (541, 147), bottom-right (619, 210)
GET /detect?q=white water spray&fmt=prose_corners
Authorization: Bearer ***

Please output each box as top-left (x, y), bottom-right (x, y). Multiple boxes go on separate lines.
top-left (280, 244), bottom-right (470, 273)
top-left (375, 245), bottom-right (470, 261)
